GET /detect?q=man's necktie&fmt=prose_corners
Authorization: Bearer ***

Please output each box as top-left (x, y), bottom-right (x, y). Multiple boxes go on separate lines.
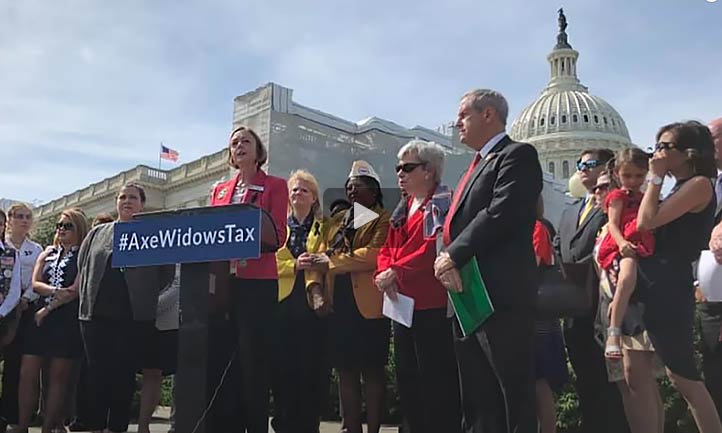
top-left (443, 153), bottom-right (482, 245)
top-left (578, 197), bottom-right (595, 227)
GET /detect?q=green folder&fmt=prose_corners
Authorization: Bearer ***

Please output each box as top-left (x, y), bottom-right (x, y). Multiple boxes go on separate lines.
top-left (448, 259), bottom-right (495, 337)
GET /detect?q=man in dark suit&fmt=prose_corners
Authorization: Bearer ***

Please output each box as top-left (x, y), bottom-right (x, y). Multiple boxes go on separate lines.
top-left (555, 147), bottom-right (630, 433)
top-left (699, 116), bottom-right (722, 417)
top-left (434, 89), bottom-right (542, 433)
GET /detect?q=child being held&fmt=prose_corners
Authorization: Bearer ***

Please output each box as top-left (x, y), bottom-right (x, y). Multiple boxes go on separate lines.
top-left (597, 148), bottom-right (655, 359)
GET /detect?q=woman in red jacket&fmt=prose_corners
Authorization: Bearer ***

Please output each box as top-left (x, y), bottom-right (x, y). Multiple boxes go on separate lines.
top-left (375, 139), bottom-right (461, 433)
top-left (209, 126), bottom-right (288, 433)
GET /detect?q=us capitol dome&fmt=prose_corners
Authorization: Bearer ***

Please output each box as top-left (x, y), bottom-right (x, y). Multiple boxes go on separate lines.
top-left (510, 9), bottom-right (632, 181)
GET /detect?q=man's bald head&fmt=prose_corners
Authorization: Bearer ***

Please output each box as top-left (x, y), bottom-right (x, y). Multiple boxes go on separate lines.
top-left (710, 117), bottom-right (722, 169)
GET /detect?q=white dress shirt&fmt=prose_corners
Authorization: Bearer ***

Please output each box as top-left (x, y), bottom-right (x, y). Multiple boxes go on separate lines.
top-left (478, 131), bottom-right (508, 159)
top-left (5, 237), bottom-right (42, 302)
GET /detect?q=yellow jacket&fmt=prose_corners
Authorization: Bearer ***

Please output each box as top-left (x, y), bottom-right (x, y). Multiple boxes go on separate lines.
top-left (276, 216), bottom-right (327, 304)
top-left (324, 205), bottom-right (391, 319)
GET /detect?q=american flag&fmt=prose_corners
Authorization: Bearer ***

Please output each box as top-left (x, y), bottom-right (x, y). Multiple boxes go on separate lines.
top-left (160, 144), bottom-right (180, 162)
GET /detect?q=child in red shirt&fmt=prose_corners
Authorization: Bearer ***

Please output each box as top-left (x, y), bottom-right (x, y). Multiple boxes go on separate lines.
top-left (597, 148), bottom-right (655, 359)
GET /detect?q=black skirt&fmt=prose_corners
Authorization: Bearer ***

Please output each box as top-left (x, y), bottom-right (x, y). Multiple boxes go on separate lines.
top-left (328, 274), bottom-right (390, 369)
top-left (638, 257), bottom-right (699, 380)
top-left (22, 300), bottom-right (83, 359)
top-left (141, 328), bottom-right (178, 375)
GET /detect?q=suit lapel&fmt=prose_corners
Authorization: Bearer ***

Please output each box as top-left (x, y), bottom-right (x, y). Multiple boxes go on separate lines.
top-left (451, 137), bottom-right (509, 222)
top-left (715, 200), bottom-right (722, 223)
top-left (571, 202), bottom-right (601, 241)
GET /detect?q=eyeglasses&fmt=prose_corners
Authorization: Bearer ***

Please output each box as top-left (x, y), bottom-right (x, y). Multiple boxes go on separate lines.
top-left (576, 159), bottom-right (602, 172)
top-left (593, 183), bottom-right (610, 193)
top-left (654, 141), bottom-right (677, 152)
top-left (395, 162), bottom-right (425, 173)
top-left (55, 222), bottom-right (74, 231)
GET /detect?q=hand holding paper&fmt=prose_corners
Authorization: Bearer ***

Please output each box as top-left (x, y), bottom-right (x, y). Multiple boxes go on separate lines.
top-left (382, 291), bottom-right (414, 328)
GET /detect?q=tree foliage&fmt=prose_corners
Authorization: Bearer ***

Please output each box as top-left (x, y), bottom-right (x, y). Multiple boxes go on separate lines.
top-left (31, 212), bottom-right (60, 247)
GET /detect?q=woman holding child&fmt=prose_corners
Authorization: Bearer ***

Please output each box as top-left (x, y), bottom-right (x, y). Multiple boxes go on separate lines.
top-left (598, 121), bottom-right (721, 433)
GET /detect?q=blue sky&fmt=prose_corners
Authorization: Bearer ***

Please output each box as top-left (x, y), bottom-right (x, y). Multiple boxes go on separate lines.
top-left (1, 0), bottom-right (720, 203)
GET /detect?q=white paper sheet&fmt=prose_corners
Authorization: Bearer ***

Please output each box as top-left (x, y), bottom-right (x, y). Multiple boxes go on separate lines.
top-left (697, 250), bottom-right (722, 302)
top-left (382, 291), bottom-right (415, 328)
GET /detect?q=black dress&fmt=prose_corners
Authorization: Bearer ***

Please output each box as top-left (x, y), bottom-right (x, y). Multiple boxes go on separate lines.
top-left (638, 178), bottom-right (715, 380)
top-left (23, 246), bottom-right (83, 359)
top-left (328, 273), bottom-right (390, 369)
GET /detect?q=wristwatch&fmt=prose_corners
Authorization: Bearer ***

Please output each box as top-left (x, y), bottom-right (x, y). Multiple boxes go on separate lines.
top-left (648, 174), bottom-right (663, 186)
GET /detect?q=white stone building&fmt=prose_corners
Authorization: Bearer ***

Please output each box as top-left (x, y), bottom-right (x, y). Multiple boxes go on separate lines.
top-left (37, 10), bottom-right (639, 228)
top-left (33, 81), bottom-right (570, 227)
top-left (510, 9), bottom-right (633, 181)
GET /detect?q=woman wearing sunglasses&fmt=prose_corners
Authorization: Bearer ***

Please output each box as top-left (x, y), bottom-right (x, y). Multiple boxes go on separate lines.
top-left (617, 121), bottom-right (720, 433)
top-left (375, 140), bottom-right (460, 433)
top-left (14, 208), bottom-right (89, 433)
top-left (318, 160), bottom-right (390, 433)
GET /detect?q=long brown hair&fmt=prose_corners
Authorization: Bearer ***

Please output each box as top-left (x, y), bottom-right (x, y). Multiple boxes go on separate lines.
top-left (656, 121), bottom-right (717, 178)
top-left (0, 210), bottom-right (6, 241)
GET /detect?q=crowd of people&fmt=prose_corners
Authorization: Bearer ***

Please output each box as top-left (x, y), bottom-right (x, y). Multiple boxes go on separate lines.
top-left (0, 88), bottom-right (720, 433)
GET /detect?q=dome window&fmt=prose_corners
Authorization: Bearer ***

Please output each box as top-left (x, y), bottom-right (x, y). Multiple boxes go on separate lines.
top-left (573, 114), bottom-right (578, 123)
top-left (583, 114), bottom-right (589, 123)
top-left (550, 116), bottom-right (556, 125)
top-left (562, 161), bottom-right (570, 179)
top-left (548, 161), bottom-right (556, 177)
top-left (562, 115), bottom-right (567, 123)
top-left (603, 117), bottom-right (608, 125)
top-left (540, 117), bottom-right (545, 127)
top-left (594, 115), bottom-right (599, 123)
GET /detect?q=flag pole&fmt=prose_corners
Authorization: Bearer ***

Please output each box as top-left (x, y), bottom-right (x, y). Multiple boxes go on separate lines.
top-left (159, 142), bottom-right (162, 170)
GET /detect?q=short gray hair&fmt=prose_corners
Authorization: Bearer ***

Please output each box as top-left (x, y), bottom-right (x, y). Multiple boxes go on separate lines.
top-left (397, 139), bottom-right (445, 183)
top-left (462, 89), bottom-right (509, 126)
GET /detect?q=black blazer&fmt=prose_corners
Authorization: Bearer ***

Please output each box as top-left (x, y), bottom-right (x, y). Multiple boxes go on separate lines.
top-left (555, 197), bottom-right (607, 288)
top-left (446, 136), bottom-right (542, 312)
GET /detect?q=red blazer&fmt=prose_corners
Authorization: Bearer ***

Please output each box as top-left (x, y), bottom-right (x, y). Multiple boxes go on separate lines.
top-left (376, 198), bottom-right (448, 310)
top-left (210, 170), bottom-right (288, 280)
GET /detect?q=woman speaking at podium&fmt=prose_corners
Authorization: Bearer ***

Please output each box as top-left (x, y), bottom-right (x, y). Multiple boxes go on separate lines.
top-left (209, 126), bottom-right (288, 433)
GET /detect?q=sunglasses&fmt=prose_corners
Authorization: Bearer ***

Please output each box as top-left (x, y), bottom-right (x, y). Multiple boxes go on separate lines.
top-left (593, 183), bottom-right (610, 193)
top-left (55, 222), bottom-right (74, 231)
top-left (576, 159), bottom-right (602, 172)
top-left (654, 141), bottom-right (677, 152)
top-left (395, 162), bottom-right (425, 173)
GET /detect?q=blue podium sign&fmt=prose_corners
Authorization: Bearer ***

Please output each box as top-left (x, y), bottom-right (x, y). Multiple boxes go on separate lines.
top-left (112, 207), bottom-right (261, 268)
